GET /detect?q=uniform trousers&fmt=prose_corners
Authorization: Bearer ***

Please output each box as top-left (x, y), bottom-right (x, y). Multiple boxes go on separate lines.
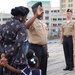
top-left (29, 43), bottom-right (47, 75)
top-left (63, 36), bottom-right (74, 69)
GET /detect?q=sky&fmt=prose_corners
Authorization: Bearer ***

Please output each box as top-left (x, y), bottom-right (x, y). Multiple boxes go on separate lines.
top-left (0, 0), bottom-right (60, 13)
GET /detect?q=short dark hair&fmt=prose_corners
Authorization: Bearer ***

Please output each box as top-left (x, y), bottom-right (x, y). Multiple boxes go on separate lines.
top-left (11, 6), bottom-right (29, 16)
top-left (67, 9), bottom-right (72, 13)
top-left (26, 50), bottom-right (38, 68)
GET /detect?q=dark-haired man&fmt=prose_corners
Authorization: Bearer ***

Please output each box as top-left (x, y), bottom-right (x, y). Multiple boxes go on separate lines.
top-left (26, 2), bottom-right (48, 75)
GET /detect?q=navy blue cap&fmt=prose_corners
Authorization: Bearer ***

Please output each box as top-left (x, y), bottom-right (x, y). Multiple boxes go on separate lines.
top-left (31, 2), bottom-right (42, 10)
top-left (67, 9), bottom-right (72, 13)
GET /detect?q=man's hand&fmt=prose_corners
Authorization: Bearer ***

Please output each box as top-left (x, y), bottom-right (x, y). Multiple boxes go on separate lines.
top-left (35, 5), bottom-right (43, 17)
top-left (47, 52), bottom-right (49, 58)
top-left (60, 40), bottom-right (63, 44)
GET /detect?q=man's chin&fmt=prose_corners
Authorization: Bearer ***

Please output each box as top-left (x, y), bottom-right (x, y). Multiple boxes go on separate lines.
top-left (37, 16), bottom-right (43, 20)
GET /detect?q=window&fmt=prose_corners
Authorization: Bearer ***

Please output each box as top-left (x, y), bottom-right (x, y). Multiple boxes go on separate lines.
top-left (45, 10), bottom-right (49, 14)
top-left (2, 18), bottom-right (11, 21)
top-left (61, 9), bottom-right (63, 12)
top-left (53, 29), bottom-right (55, 32)
top-left (72, 18), bottom-right (75, 20)
top-left (58, 18), bottom-right (62, 21)
top-left (58, 23), bottom-right (61, 26)
top-left (68, 4), bottom-right (70, 7)
top-left (68, 4), bottom-right (73, 7)
top-left (51, 11), bottom-right (53, 12)
top-left (58, 10), bottom-right (60, 12)
top-left (45, 16), bottom-right (49, 20)
top-left (63, 18), bottom-right (66, 20)
top-left (2, 18), bottom-right (8, 21)
top-left (61, 9), bottom-right (66, 12)
top-left (53, 18), bottom-right (57, 21)
top-left (54, 10), bottom-right (57, 12)
top-left (68, 0), bottom-right (70, 2)
top-left (8, 18), bottom-right (11, 20)
top-left (53, 24), bottom-right (57, 26)
top-left (46, 22), bottom-right (49, 26)
top-left (71, 4), bottom-right (73, 7)
top-left (62, 5), bottom-right (64, 8)
top-left (61, 0), bottom-right (64, 3)
top-left (71, 0), bottom-right (73, 2)
top-left (0, 18), bottom-right (1, 21)
top-left (68, 0), bottom-right (73, 2)
top-left (62, 4), bottom-right (66, 8)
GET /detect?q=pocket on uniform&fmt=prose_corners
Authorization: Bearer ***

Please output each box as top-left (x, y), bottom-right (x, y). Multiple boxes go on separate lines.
top-left (68, 25), bottom-right (74, 28)
top-left (62, 25), bottom-right (66, 28)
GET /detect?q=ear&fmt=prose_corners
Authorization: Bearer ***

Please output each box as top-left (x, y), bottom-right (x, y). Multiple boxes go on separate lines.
top-left (33, 8), bottom-right (37, 13)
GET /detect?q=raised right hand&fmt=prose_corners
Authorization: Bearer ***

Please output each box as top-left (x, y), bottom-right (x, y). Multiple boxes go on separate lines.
top-left (35, 5), bottom-right (43, 16)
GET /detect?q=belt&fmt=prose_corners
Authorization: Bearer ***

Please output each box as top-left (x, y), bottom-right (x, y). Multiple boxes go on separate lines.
top-left (29, 43), bottom-right (46, 47)
top-left (63, 35), bottom-right (72, 37)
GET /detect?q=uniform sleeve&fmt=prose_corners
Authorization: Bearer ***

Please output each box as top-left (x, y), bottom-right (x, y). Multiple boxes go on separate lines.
top-left (21, 67), bottom-right (28, 75)
top-left (73, 21), bottom-right (75, 37)
top-left (28, 22), bottom-right (35, 31)
top-left (60, 22), bottom-right (64, 32)
top-left (6, 24), bottom-right (27, 58)
top-left (61, 24), bottom-right (63, 31)
top-left (72, 20), bottom-right (75, 28)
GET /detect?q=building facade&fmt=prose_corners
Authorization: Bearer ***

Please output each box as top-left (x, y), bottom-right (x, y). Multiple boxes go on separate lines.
top-left (51, 8), bottom-right (65, 36)
top-left (51, 7), bottom-right (75, 36)
top-left (60, 0), bottom-right (75, 14)
top-left (27, 1), bottom-right (51, 36)
top-left (0, 13), bottom-right (11, 25)
top-left (27, 1), bottom-right (75, 37)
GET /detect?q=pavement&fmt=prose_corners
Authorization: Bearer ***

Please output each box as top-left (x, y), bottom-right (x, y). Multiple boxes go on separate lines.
top-left (47, 43), bottom-right (75, 75)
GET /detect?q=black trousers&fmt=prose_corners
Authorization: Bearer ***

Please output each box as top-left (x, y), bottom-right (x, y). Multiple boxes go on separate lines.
top-left (29, 43), bottom-right (47, 75)
top-left (63, 36), bottom-right (74, 68)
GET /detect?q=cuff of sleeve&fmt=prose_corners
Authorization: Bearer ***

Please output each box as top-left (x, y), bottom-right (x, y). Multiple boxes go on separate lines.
top-left (21, 70), bottom-right (23, 73)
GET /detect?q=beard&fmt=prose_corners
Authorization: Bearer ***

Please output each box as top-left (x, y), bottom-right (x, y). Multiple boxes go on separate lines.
top-left (37, 15), bottom-right (43, 20)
